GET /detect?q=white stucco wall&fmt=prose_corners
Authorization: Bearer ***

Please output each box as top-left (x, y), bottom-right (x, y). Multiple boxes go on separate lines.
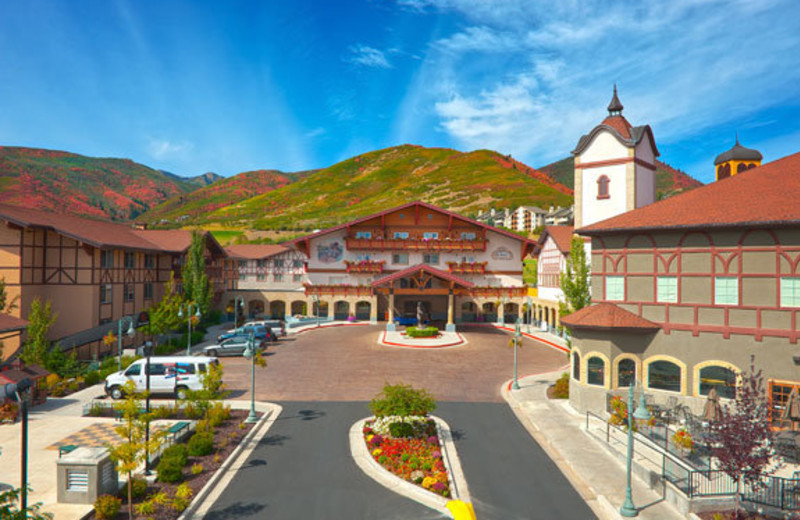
top-left (579, 131), bottom-right (627, 163)
top-left (580, 164), bottom-right (628, 228)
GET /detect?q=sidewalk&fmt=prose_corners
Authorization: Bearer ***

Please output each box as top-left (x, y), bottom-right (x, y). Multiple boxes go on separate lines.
top-left (503, 370), bottom-right (688, 520)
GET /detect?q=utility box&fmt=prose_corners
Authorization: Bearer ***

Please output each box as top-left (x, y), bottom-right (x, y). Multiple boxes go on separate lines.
top-left (57, 447), bottom-right (118, 504)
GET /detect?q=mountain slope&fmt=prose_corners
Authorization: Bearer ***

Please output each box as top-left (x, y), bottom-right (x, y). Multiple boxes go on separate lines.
top-left (149, 145), bottom-right (574, 230)
top-left (538, 156), bottom-right (702, 198)
top-left (0, 146), bottom-right (196, 220)
top-left (144, 168), bottom-right (314, 222)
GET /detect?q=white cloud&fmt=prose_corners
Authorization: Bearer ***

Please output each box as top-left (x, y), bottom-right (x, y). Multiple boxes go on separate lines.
top-left (146, 138), bottom-right (194, 161)
top-left (304, 127), bottom-right (326, 138)
top-left (346, 44), bottom-right (392, 69)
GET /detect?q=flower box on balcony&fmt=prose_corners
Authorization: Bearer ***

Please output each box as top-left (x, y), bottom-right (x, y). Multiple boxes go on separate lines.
top-left (344, 260), bottom-right (386, 273)
top-left (446, 261), bottom-right (488, 274)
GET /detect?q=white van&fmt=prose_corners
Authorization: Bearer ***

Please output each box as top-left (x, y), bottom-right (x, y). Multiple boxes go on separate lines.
top-left (104, 356), bottom-right (219, 400)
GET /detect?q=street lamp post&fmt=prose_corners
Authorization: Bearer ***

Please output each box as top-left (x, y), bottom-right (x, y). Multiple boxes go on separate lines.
top-left (116, 316), bottom-right (136, 372)
top-left (526, 296), bottom-right (532, 334)
top-left (178, 303), bottom-right (202, 355)
top-left (500, 296), bottom-right (508, 325)
top-left (312, 294), bottom-right (319, 328)
top-left (233, 295), bottom-right (244, 328)
top-left (2, 378), bottom-right (32, 513)
top-left (620, 382), bottom-right (652, 517)
top-left (512, 318), bottom-right (522, 390)
top-left (242, 334), bottom-right (259, 423)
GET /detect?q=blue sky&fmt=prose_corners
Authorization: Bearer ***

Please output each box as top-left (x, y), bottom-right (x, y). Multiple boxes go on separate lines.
top-left (0, 0), bottom-right (798, 184)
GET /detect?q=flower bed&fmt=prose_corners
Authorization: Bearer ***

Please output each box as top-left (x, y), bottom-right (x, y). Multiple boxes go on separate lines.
top-left (405, 326), bottom-right (439, 338)
top-left (362, 416), bottom-right (451, 498)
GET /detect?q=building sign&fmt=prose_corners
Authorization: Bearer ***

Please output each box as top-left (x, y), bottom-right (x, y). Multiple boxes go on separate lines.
top-left (491, 247), bottom-right (514, 261)
top-left (317, 241), bottom-right (343, 263)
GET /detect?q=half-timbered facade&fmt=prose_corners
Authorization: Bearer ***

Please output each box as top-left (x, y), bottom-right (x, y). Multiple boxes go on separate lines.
top-left (0, 204), bottom-right (228, 360)
top-left (564, 152), bottom-right (800, 424)
top-left (287, 201), bottom-right (537, 329)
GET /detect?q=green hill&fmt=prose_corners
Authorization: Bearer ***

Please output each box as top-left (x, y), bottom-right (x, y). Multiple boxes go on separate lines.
top-left (538, 156), bottom-right (702, 199)
top-left (145, 145), bottom-right (573, 231)
top-left (0, 146), bottom-right (196, 220)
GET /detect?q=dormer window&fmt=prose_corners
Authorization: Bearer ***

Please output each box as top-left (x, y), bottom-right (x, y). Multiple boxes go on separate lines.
top-left (597, 175), bottom-right (610, 199)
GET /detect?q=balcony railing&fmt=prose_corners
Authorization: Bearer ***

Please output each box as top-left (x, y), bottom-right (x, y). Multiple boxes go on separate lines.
top-left (346, 236), bottom-right (487, 252)
top-left (446, 261), bottom-right (487, 275)
top-left (468, 286), bottom-right (528, 298)
top-left (304, 284), bottom-right (373, 297)
top-left (344, 260), bottom-right (386, 274)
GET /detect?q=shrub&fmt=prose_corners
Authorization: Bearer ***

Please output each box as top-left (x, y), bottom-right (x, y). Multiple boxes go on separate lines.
top-left (187, 432), bottom-right (214, 457)
top-left (191, 463), bottom-right (204, 475)
top-left (156, 456), bottom-right (184, 483)
top-left (130, 476), bottom-right (148, 498)
top-left (405, 326), bottom-right (439, 338)
top-left (389, 421), bottom-right (415, 438)
top-left (207, 401), bottom-right (231, 427)
top-left (152, 404), bottom-right (176, 420)
top-left (94, 494), bottom-right (121, 520)
top-left (44, 373), bottom-right (61, 389)
top-left (135, 500), bottom-right (155, 516)
top-left (161, 444), bottom-right (189, 467)
top-left (552, 372), bottom-right (569, 399)
top-left (67, 380), bottom-right (79, 392)
top-left (175, 483), bottom-right (193, 500)
top-left (370, 384), bottom-right (437, 417)
top-left (84, 370), bottom-right (102, 387)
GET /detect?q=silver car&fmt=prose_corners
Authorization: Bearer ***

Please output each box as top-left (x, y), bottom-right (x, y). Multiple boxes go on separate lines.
top-left (203, 337), bottom-right (263, 357)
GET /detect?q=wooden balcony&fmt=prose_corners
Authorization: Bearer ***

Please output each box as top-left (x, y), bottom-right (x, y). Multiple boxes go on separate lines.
top-left (446, 261), bottom-right (488, 275)
top-left (344, 260), bottom-right (386, 274)
top-left (304, 284), bottom-right (373, 297)
top-left (345, 236), bottom-right (487, 252)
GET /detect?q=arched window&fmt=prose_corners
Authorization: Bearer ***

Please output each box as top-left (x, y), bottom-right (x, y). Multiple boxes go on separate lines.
top-left (617, 359), bottom-right (636, 388)
top-left (587, 357), bottom-right (605, 386)
top-left (699, 365), bottom-right (737, 399)
top-left (737, 163), bottom-right (748, 174)
top-left (572, 352), bottom-right (581, 380)
top-left (597, 175), bottom-right (610, 199)
top-left (718, 163), bottom-right (731, 180)
top-left (648, 360), bottom-right (682, 392)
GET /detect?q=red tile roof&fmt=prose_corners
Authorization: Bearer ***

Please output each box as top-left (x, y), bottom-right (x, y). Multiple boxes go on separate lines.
top-left (561, 303), bottom-right (661, 332)
top-left (369, 264), bottom-right (475, 288)
top-left (0, 314), bottom-right (28, 332)
top-left (539, 226), bottom-right (574, 254)
top-left (600, 115), bottom-right (632, 139)
top-left (224, 244), bottom-right (287, 259)
top-left (579, 151), bottom-right (800, 235)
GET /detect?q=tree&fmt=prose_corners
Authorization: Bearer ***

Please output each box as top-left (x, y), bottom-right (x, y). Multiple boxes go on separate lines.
top-left (139, 273), bottom-right (185, 348)
top-left (0, 486), bottom-right (52, 520)
top-left (707, 356), bottom-right (776, 518)
top-left (0, 276), bottom-right (19, 313)
top-left (559, 236), bottom-right (591, 320)
top-left (181, 230), bottom-right (211, 315)
top-left (20, 298), bottom-right (57, 366)
top-left (183, 360), bottom-right (230, 419)
top-left (523, 258), bottom-right (538, 286)
top-left (107, 381), bottom-right (165, 520)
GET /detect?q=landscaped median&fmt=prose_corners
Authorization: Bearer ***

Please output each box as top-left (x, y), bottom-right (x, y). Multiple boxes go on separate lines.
top-left (349, 384), bottom-right (474, 519)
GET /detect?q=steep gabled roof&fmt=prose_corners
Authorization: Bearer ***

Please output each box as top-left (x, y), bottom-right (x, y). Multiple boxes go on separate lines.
top-left (538, 226), bottom-right (574, 255)
top-left (225, 244), bottom-right (287, 260)
top-left (579, 151), bottom-right (800, 235)
top-left (370, 264), bottom-right (475, 288)
top-left (561, 303), bottom-right (660, 332)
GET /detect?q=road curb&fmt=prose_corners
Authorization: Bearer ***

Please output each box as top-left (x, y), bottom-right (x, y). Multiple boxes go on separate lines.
top-left (177, 402), bottom-right (283, 520)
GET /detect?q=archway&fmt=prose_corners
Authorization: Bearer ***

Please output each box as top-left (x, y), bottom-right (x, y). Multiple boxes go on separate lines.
top-left (313, 300), bottom-right (329, 318)
top-left (355, 301), bottom-right (371, 320)
top-left (290, 300), bottom-right (306, 317)
top-left (461, 301), bottom-right (477, 322)
top-left (482, 302), bottom-right (497, 323)
top-left (334, 300), bottom-right (350, 320)
top-left (248, 299), bottom-right (265, 318)
top-left (504, 303), bottom-right (519, 324)
top-left (269, 300), bottom-right (286, 319)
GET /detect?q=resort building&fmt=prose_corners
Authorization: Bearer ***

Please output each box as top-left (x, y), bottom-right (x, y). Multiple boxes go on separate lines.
top-left (508, 206), bottom-right (548, 234)
top-left (564, 149), bottom-right (800, 427)
top-left (286, 201), bottom-right (538, 330)
top-left (0, 204), bottom-right (229, 360)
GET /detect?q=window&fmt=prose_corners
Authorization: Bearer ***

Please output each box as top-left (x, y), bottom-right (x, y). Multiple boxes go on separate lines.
top-left (238, 260), bottom-right (247, 269)
top-left (605, 276), bottom-right (625, 301)
top-left (699, 365), bottom-right (737, 399)
top-left (597, 175), bottom-right (610, 199)
top-left (274, 274), bottom-right (283, 282)
top-left (146, 363), bottom-right (166, 376)
top-left (617, 359), bottom-right (636, 388)
top-left (144, 282), bottom-right (153, 300)
top-left (239, 272), bottom-right (246, 281)
top-left (715, 277), bottom-right (738, 305)
top-left (356, 254), bottom-right (372, 261)
top-left (100, 250), bottom-right (114, 268)
top-left (572, 352), bottom-right (581, 380)
top-left (256, 273), bottom-right (266, 282)
top-left (423, 253), bottom-right (439, 265)
top-left (100, 284), bottom-right (112, 304)
top-left (781, 277), bottom-right (800, 308)
top-left (656, 276), bottom-right (678, 303)
top-left (198, 363), bottom-right (207, 373)
top-left (648, 360), bottom-right (681, 393)
top-left (393, 231), bottom-right (409, 239)
top-left (461, 256), bottom-right (476, 263)
top-left (461, 232), bottom-right (476, 240)
top-left (355, 231), bottom-right (372, 239)
top-left (256, 259), bottom-right (267, 268)
top-left (125, 364), bottom-right (141, 376)
top-left (124, 252), bottom-right (135, 269)
top-left (423, 232), bottom-right (439, 240)
top-left (587, 357), bottom-right (605, 386)
top-left (293, 259), bottom-right (304, 268)
top-left (144, 254), bottom-right (155, 269)
top-left (124, 283), bottom-right (135, 302)
top-left (392, 253), bottom-right (409, 265)
top-left (293, 274), bottom-right (302, 283)
top-left (273, 259), bottom-right (284, 268)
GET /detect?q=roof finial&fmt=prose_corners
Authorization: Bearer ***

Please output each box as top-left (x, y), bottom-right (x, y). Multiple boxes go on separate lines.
top-left (735, 132), bottom-right (740, 146)
top-left (608, 84), bottom-right (624, 116)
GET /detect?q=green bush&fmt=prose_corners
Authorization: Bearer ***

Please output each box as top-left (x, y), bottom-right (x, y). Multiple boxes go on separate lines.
top-left (84, 370), bottom-right (102, 386)
top-left (161, 444), bottom-right (189, 467)
top-left (389, 421), bottom-right (415, 438)
top-left (405, 326), bottom-right (439, 338)
top-left (94, 494), bottom-right (121, 520)
top-left (207, 402), bottom-right (231, 427)
top-left (88, 403), bottom-right (105, 417)
top-left (187, 432), bottom-right (214, 457)
top-left (130, 477), bottom-right (148, 498)
top-left (156, 456), bottom-right (184, 483)
top-left (552, 372), bottom-right (570, 399)
top-left (369, 383), bottom-right (437, 417)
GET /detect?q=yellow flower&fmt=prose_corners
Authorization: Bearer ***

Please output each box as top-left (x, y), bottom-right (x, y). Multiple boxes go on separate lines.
top-left (422, 476), bottom-right (437, 489)
top-left (372, 448), bottom-right (382, 457)
top-left (366, 434), bottom-right (374, 442)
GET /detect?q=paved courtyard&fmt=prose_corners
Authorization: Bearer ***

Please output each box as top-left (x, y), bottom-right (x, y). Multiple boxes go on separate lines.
top-left (220, 324), bottom-right (569, 402)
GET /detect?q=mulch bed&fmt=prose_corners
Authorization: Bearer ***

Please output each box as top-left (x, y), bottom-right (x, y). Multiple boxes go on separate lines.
top-left (86, 409), bottom-right (259, 520)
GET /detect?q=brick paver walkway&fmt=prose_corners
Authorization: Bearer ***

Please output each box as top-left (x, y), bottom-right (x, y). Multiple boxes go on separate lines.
top-left (221, 325), bottom-right (569, 402)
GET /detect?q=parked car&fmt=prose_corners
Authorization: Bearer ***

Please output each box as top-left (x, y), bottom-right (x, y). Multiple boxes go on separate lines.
top-left (105, 356), bottom-right (218, 400)
top-left (245, 319), bottom-right (286, 337)
top-left (218, 325), bottom-right (276, 343)
top-left (203, 336), bottom-right (265, 358)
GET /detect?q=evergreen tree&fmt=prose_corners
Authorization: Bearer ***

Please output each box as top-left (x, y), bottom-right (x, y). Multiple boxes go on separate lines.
top-left (181, 230), bottom-right (211, 315)
top-left (559, 235), bottom-right (591, 319)
top-left (21, 298), bottom-right (57, 366)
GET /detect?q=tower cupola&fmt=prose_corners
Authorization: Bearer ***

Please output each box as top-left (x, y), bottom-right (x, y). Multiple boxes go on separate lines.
top-left (714, 135), bottom-right (762, 181)
top-left (607, 84), bottom-right (624, 116)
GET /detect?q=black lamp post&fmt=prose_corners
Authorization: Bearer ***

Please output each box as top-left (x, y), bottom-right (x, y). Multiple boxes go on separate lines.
top-left (143, 341), bottom-right (153, 475)
top-left (2, 378), bottom-right (32, 512)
